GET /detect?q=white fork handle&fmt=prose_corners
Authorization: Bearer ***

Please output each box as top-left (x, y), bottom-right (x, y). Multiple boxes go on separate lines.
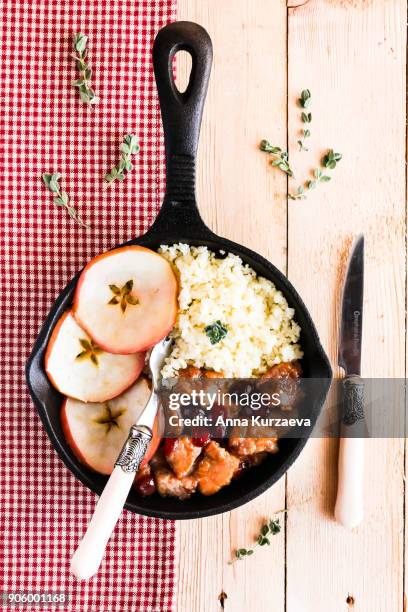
top-left (71, 465), bottom-right (135, 580)
top-left (334, 437), bottom-right (364, 528)
top-left (70, 424), bottom-right (152, 580)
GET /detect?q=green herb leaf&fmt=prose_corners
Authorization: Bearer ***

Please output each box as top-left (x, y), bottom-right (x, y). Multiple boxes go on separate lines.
top-left (301, 112), bottom-right (312, 123)
top-left (257, 535), bottom-right (270, 546)
top-left (322, 149), bottom-right (342, 169)
top-left (299, 89), bottom-right (311, 108)
top-left (269, 519), bottom-right (281, 535)
top-left (42, 173), bottom-right (52, 187)
top-left (73, 32), bottom-right (88, 54)
top-left (49, 174), bottom-right (61, 193)
top-left (260, 139), bottom-right (282, 154)
top-left (205, 320), bottom-right (228, 345)
top-left (105, 134), bottom-right (140, 183)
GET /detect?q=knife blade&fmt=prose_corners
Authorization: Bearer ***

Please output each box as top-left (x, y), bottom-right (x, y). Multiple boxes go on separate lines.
top-left (338, 234), bottom-right (364, 376)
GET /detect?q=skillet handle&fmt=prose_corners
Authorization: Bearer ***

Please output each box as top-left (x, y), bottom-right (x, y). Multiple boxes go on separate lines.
top-left (150, 21), bottom-right (213, 233)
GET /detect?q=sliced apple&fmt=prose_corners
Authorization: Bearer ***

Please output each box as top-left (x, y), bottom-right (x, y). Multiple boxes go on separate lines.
top-left (45, 310), bottom-right (145, 402)
top-left (61, 378), bottom-right (161, 475)
top-left (73, 245), bottom-right (178, 354)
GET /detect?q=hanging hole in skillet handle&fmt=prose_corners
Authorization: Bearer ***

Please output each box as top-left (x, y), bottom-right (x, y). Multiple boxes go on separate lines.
top-left (148, 21), bottom-right (213, 237)
top-left (174, 50), bottom-right (193, 94)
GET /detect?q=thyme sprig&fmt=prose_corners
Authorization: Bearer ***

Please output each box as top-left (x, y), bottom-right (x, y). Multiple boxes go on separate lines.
top-left (289, 167), bottom-right (332, 200)
top-left (298, 108), bottom-right (312, 152)
top-left (229, 516), bottom-right (283, 564)
top-left (105, 134), bottom-right (140, 183)
top-left (260, 88), bottom-right (342, 201)
top-left (260, 140), bottom-right (294, 177)
top-left (42, 173), bottom-right (89, 228)
top-left (72, 33), bottom-right (98, 105)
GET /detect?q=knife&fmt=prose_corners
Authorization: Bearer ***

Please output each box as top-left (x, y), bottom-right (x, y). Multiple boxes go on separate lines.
top-left (334, 234), bottom-right (365, 528)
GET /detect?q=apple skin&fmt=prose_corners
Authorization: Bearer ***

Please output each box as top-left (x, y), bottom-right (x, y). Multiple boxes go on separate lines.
top-left (61, 398), bottom-right (89, 466)
top-left (72, 245), bottom-right (178, 354)
top-left (60, 393), bottom-right (161, 475)
top-left (45, 310), bottom-right (145, 403)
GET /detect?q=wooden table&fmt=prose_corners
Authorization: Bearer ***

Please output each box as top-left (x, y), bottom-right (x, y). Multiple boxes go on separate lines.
top-left (175, 1), bottom-right (407, 610)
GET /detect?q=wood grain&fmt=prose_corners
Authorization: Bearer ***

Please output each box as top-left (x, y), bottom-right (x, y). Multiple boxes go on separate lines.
top-left (175, 1), bottom-right (406, 610)
top-left (286, 1), bottom-right (406, 611)
top-left (177, 1), bottom-right (288, 611)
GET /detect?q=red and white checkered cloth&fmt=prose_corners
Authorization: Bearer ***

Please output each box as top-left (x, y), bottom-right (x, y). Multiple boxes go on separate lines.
top-left (1, 1), bottom-right (178, 611)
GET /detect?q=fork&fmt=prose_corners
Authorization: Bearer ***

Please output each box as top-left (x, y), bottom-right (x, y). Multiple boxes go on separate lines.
top-left (70, 336), bottom-right (173, 580)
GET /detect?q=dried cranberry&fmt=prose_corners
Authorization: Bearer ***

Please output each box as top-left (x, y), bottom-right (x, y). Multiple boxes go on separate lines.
top-left (162, 438), bottom-right (178, 457)
top-left (192, 432), bottom-right (211, 447)
top-left (134, 475), bottom-right (156, 497)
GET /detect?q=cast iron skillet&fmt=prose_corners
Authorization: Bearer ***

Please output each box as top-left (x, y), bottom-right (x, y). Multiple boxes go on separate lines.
top-left (26, 21), bottom-right (332, 520)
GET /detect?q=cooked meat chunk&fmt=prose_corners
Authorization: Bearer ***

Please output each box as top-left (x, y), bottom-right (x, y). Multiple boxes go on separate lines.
top-left (259, 361), bottom-right (302, 411)
top-left (195, 441), bottom-right (240, 496)
top-left (154, 467), bottom-right (197, 500)
top-left (164, 435), bottom-right (202, 478)
top-left (179, 366), bottom-right (203, 378)
top-left (179, 366), bottom-right (224, 379)
top-left (229, 421), bottom-right (279, 457)
top-left (177, 367), bottom-right (224, 401)
top-left (229, 436), bottom-right (278, 457)
top-left (203, 369), bottom-right (224, 379)
top-left (263, 361), bottom-right (302, 379)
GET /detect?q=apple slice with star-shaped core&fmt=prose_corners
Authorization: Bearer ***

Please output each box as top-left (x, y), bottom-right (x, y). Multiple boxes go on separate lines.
top-left (61, 378), bottom-right (160, 474)
top-left (45, 310), bottom-right (145, 402)
top-left (73, 245), bottom-right (178, 354)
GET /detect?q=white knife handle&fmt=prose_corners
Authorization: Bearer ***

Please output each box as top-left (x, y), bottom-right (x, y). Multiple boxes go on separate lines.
top-left (70, 425), bottom-right (152, 580)
top-left (334, 375), bottom-right (365, 528)
top-left (334, 436), bottom-right (364, 528)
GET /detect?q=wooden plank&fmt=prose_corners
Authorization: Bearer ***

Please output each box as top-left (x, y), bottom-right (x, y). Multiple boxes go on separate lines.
top-left (176, 1), bottom-right (288, 610)
top-left (286, 1), bottom-right (406, 611)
